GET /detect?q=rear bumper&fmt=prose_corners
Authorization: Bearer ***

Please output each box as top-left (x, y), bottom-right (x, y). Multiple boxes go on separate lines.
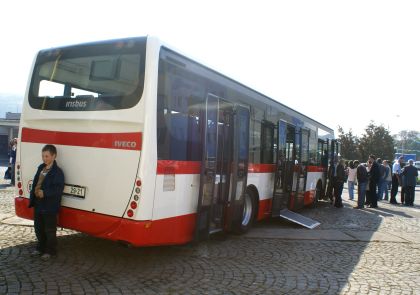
top-left (15, 197), bottom-right (195, 246)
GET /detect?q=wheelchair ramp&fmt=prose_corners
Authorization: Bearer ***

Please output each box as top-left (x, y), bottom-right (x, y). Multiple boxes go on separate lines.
top-left (279, 209), bottom-right (320, 229)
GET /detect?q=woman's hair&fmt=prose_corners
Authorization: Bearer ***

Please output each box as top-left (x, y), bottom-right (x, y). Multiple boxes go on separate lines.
top-left (349, 160), bottom-right (354, 169)
top-left (42, 144), bottom-right (57, 155)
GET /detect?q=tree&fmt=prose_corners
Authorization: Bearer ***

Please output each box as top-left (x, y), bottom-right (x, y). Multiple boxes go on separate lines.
top-left (337, 126), bottom-right (360, 160)
top-left (358, 121), bottom-right (394, 161)
top-left (394, 130), bottom-right (420, 158)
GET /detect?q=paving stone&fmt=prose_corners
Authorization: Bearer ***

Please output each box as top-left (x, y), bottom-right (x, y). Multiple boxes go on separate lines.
top-left (1, 178), bottom-right (420, 294)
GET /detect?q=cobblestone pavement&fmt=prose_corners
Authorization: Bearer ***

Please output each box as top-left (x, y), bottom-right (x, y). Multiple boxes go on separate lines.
top-left (1, 178), bottom-right (420, 294)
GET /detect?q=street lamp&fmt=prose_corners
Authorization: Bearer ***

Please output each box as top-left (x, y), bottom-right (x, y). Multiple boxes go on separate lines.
top-left (396, 115), bottom-right (404, 156)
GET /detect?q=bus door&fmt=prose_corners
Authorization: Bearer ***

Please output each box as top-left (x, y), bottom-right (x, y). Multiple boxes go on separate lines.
top-left (272, 122), bottom-right (297, 216)
top-left (292, 128), bottom-right (306, 210)
top-left (195, 94), bottom-right (234, 240)
top-left (225, 105), bottom-right (250, 232)
top-left (318, 139), bottom-right (329, 197)
top-left (326, 139), bottom-right (340, 200)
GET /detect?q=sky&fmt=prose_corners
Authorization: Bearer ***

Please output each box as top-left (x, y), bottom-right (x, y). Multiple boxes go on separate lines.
top-left (1, 0), bottom-right (419, 136)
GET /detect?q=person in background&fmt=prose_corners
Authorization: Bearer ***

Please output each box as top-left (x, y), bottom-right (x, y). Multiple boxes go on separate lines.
top-left (402, 160), bottom-right (418, 206)
top-left (368, 155), bottom-right (380, 208)
top-left (354, 160), bottom-right (368, 209)
top-left (382, 160), bottom-right (392, 201)
top-left (9, 138), bottom-right (17, 186)
top-left (376, 158), bottom-right (386, 201)
top-left (400, 161), bottom-right (406, 204)
top-left (390, 156), bottom-right (403, 204)
top-left (365, 160), bottom-right (372, 206)
top-left (326, 159), bottom-right (336, 204)
top-left (347, 160), bottom-right (357, 200)
top-left (333, 159), bottom-right (346, 208)
top-left (28, 144), bottom-right (65, 260)
top-left (344, 160), bottom-right (349, 183)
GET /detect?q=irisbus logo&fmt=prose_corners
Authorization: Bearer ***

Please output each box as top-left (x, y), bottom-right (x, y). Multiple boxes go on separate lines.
top-left (114, 141), bottom-right (137, 149)
top-left (65, 100), bottom-right (87, 108)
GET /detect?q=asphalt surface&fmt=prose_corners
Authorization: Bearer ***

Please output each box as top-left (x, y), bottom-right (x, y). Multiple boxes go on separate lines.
top-left (1, 174), bottom-right (420, 294)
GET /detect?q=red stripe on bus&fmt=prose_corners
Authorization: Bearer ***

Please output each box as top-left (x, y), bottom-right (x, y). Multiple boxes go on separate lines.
top-left (21, 128), bottom-right (142, 151)
top-left (157, 160), bottom-right (201, 174)
top-left (157, 161), bottom-right (277, 174)
top-left (307, 166), bottom-right (326, 172)
top-left (248, 163), bottom-right (276, 173)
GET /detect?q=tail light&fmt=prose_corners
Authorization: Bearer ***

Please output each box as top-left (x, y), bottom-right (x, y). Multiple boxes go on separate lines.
top-left (125, 178), bottom-right (142, 218)
top-left (16, 162), bottom-right (23, 196)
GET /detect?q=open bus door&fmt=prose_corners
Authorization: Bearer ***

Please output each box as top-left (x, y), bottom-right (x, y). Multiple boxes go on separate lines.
top-left (272, 122), bottom-right (299, 215)
top-left (325, 139), bottom-right (340, 200)
top-left (225, 104), bottom-right (250, 233)
top-left (318, 139), bottom-right (329, 198)
top-left (194, 94), bottom-right (250, 241)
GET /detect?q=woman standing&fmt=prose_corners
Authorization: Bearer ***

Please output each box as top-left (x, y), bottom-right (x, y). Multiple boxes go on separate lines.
top-left (347, 161), bottom-right (357, 200)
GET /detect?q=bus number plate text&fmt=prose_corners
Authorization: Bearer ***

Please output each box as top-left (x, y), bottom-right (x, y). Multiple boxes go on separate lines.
top-left (63, 184), bottom-right (86, 198)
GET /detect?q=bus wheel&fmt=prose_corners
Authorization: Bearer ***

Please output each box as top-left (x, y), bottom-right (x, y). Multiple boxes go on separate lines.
top-left (234, 191), bottom-right (256, 234)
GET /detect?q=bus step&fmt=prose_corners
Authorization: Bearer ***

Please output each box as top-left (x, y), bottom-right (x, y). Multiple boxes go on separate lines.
top-left (209, 228), bottom-right (224, 235)
top-left (271, 192), bottom-right (288, 217)
top-left (278, 209), bottom-right (320, 229)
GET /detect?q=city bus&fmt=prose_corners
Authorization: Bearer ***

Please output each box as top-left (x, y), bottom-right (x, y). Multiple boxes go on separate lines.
top-left (15, 36), bottom-right (336, 246)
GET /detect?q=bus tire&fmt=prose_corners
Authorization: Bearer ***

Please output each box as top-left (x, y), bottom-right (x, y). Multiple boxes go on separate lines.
top-left (234, 190), bottom-right (257, 234)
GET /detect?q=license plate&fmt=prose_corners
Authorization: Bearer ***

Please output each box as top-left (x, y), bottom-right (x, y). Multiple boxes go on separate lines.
top-left (63, 184), bottom-right (86, 198)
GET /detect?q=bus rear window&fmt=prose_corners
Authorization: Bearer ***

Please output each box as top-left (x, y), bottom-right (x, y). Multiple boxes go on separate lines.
top-left (29, 37), bottom-right (146, 111)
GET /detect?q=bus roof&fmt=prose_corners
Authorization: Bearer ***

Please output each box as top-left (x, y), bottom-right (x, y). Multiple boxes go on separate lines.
top-left (153, 36), bottom-right (334, 136)
top-left (39, 36), bottom-right (334, 136)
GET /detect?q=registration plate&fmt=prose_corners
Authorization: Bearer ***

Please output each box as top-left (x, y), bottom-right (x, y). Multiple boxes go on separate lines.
top-left (63, 184), bottom-right (86, 198)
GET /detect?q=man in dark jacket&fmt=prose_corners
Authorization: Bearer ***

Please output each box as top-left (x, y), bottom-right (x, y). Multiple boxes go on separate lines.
top-left (354, 160), bottom-right (368, 209)
top-left (402, 159), bottom-right (418, 206)
top-left (368, 155), bottom-right (380, 208)
top-left (333, 159), bottom-right (346, 208)
top-left (28, 144), bottom-right (65, 259)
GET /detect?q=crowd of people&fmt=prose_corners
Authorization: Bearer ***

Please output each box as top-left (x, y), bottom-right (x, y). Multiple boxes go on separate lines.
top-left (327, 155), bottom-right (418, 209)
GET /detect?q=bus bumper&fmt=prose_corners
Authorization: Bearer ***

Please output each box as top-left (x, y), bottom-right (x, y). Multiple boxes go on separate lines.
top-left (14, 197), bottom-right (195, 247)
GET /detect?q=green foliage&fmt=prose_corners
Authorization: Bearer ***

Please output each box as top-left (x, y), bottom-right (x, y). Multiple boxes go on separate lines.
top-left (337, 126), bottom-right (360, 160)
top-left (394, 130), bottom-right (420, 158)
top-left (338, 121), bottom-right (395, 162)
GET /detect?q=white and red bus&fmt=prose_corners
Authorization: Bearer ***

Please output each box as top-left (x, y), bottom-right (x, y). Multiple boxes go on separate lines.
top-left (15, 37), bottom-right (336, 246)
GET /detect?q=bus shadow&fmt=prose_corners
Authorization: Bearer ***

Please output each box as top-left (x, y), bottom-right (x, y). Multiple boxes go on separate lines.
top-left (249, 196), bottom-right (415, 293)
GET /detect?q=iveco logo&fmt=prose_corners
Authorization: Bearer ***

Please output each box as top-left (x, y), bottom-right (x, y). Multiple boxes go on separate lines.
top-left (114, 141), bottom-right (137, 148)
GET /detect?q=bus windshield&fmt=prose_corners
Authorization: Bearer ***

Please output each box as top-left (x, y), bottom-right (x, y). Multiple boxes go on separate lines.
top-left (29, 37), bottom-right (146, 111)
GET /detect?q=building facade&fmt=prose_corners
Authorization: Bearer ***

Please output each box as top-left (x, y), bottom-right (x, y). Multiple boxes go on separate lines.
top-left (0, 112), bottom-right (20, 159)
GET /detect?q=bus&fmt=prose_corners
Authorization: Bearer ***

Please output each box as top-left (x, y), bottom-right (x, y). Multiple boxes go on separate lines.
top-left (15, 36), bottom-right (336, 246)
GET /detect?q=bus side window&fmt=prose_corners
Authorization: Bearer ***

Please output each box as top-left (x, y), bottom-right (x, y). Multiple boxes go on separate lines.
top-left (309, 130), bottom-right (317, 166)
top-left (301, 129), bottom-right (309, 166)
top-left (261, 121), bottom-right (274, 164)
